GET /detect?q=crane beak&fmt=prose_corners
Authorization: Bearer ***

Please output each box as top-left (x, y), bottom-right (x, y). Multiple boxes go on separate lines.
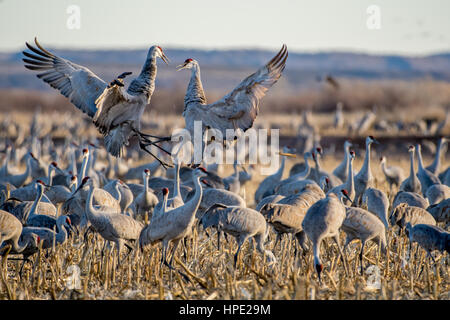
top-left (278, 152), bottom-right (297, 158)
top-left (161, 52), bottom-right (170, 65)
top-left (176, 63), bottom-right (187, 71)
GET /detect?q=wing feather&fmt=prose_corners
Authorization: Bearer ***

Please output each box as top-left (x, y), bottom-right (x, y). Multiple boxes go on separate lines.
top-left (199, 45), bottom-right (288, 135)
top-left (23, 38), bottom-right (107, 118)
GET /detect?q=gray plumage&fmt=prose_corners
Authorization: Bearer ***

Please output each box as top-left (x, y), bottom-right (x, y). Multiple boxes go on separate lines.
top-left (426, 198), bottom-right (450, 227)
top-left (380, 156), bottom-right (404, 189)
top-left (362, 187), bottom-right (390, 230)
top-left (425, 137), bottom-right (448, 175)
top-left (425, 183), bottom-right (450, 206)
top-left (390, 203), bottom-right (436, 229)
top-left (341, 207), bottom-right (387, 273)
top-left (415, 144), bottom-right (441, 195)
top-left (23, 38), bottom-right (169, 157)
top-left (332, 140), bottom-right (352, 182)
top-left (354, 136), bottom-right (378, 205)
top-left (392, 191), bottom-right (429, 210)
top-left (406, 223), bottom-right (450, 257)
top-left (200, 204), bottom-right (276, 267)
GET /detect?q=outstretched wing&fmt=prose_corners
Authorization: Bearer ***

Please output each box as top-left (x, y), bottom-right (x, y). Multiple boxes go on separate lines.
top-left (23, 38), bottom-right (107, 118)
top-left (202, 44), bottom-right (288, 134)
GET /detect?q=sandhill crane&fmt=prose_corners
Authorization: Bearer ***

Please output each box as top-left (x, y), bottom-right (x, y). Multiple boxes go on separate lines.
top-left (425, 137), bottom-right (448, 175)
top-left (177, 45), bottom-right (287, 157)
top-left (0, 231), bottom-right (40, 276)
top-left (390, 203), bottom-right (436, 230)
top-left (155, 157), bottom-right (184, 213)
top-left (399, 145), bottom-right (421, 193)
top-left (415, 144), bottom-right (441, 194)
top-left (82, 177), bottom-right (144, 263)
top-left (327, 150), bottom-right (355, 205)
top-left (104, 179), bottom-right (134, 214)
top-left (380, 156), bottom-right (405, 191)
top-left (310, 148), bottom-right (342, 187)
top-left (341, 207), bottom-right (387, 274)
top-left (0, 153), bottom-right (37, 188)
top-left (138, 168), bottom-right (207, 270)
top-left (0, 210), bottom-right (39, 262)
top-left (334, 102), bottom-right (344, 130)
top-left (254, 147), bottom-right (295, 203)
top-left (405, 223), bottom-right (449, 261)
top-left (426, 198), bottom-right (450, 227)
top-left (200, 204), bottom-right (276, 267)
top-left (425, 184), bottom-right (450, 205)
top-left (332, 140), bottom-right (352, 182)
top-left (151, 187), bottom-right (169, 220)
top-left (362, 188), bottom-right (390, 230)
top-left (132, 169), bottom-right (158, 221)
top-left (392, 191), bottom-right (429, 210)
top-left (354, 136), bottom-right (378, 205)
top-left (260, 183), bottom-right (325, 252)
top-left (23, 38), bottom-right (171, 164)
top-left (22, 216), bottom-right (72, 250)
top-left (302, 190), bottom-right (351, 281)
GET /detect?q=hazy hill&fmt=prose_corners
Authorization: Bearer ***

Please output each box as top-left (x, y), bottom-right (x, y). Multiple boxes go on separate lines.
top-left (1, 47), bottom-right (450, 93)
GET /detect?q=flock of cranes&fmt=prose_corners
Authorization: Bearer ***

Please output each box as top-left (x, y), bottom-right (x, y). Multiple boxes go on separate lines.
top-left (0, 38), bottom-right (448, 297)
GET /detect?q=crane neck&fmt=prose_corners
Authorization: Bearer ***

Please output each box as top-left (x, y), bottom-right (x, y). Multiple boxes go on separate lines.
top-left (55, 216), bottom-right (68, 244)
top-left (47, 166), bottom-right (54, 186)
top-left (173, 161), bottom-right (181, 200)
top-left (28, 184), bottom-right (44, 220)
top-left (183, 175), bottom-right (203, 220)
top-left (362, 141), bottom-right (372, 174)
top-left (85, 185), bottom-right (99, 220)
top-left (80, 155), bottom-right (88, 180)
top-left (143, 174), bottom-right (149, 193)
top-left (127, 46), bottom-right (158, 100)
top-left (416, 145), bottom-right (424, 170)
top-left (346, 158), bottom-right (354, 190)
top-left (430, 140), bottom-right (443, 172)
top-left (184, 63), bottom-right (207, 108)
top-left (276, 155), bottom-right (286, 180)
top-left (409, 151), bottom-right (416, 178)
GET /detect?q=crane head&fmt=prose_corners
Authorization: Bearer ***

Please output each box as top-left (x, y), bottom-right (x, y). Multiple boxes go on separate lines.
top-left (144, 169), bottom-right (150, 175)
top-left (340, 189), bottom-right (352, 202)
top-left (82, 148), bottom-right (89, 155)
top-left (176, 58), bottom-right (194, 71)
top-left (350, 150), bottom-right (355, 158)
top-left (408, 145), bottom-right (415, 152)
top-left (155, 46), bottom-right (169, 65)
top-left (162, 187), bottom-right (169, 196)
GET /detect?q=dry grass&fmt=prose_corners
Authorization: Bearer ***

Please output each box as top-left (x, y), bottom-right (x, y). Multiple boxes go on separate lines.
top-left (0, 140), bottom-right (449, 300)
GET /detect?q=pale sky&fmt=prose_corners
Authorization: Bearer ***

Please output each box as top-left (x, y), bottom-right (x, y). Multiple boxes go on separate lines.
top-left (0, 0), bottom-right (449, 56)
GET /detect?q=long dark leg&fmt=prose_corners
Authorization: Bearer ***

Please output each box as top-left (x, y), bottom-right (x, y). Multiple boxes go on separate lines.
top-left (139, 141), bottom-right (172, 169)
top-left (359, 241), bottom-right (365, 275)
top-left (217, 231), bottom-right (221, 251)
top-left (333, 236), bottom-right (349, 276)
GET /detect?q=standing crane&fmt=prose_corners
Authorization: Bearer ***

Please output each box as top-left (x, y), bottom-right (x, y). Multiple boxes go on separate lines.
top-left (200, 204), bottom-right (276, 267)
top-left (132, 169), bottom-right (158, 222)
top-left (354, 136), bottom-right (379, 205)
top-left (327, 150), bottom-right (355, 205)
top-left (341, 207), bottom-right (387, 274)
top-left (177, 45), bottom-right (288, 158)
top-left (82, 177), bottom-right (144, 264)
top-left (302, 190), bottom-right (351, 282)
top-left (0, 210), bottom-right (39, 262)
top-left (332, 140), bottom-right (352, 182)
top-left (415, 144), bottom-right (441, 194)
top-left (380, 156), bottom-right (405, 191)
top-left (405, 223), bottom-right (449, 262)
top-left (23, 38), bottom-right (171, 165)
top-left (399, 145), bottom-right (421, 193)
top-left (138, 168), bottom-right (207, 271)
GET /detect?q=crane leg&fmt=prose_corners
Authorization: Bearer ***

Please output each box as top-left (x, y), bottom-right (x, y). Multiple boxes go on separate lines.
top-left (333, 236), bottom-right (349, 276)
top-left (359, 241), bottom-right (365, 275)
top-left (138, 141), bottom-right (172, 170)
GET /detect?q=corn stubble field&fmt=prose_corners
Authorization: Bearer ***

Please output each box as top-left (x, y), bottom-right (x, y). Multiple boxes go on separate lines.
top-left (0, 107), bottom-right (449, 301)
